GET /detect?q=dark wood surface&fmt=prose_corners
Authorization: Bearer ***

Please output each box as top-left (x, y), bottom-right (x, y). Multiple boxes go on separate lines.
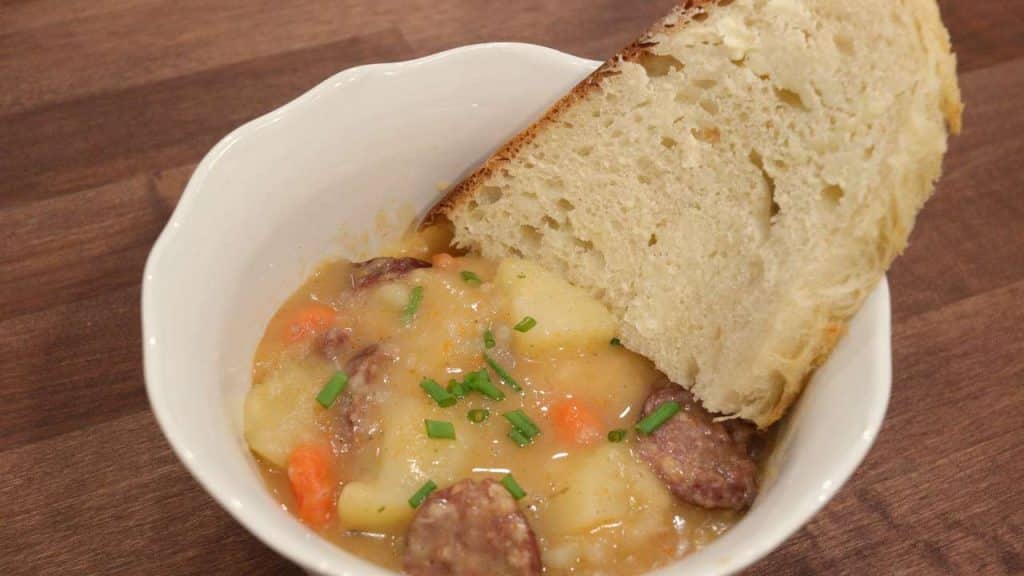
top-left (2, 1), bottom-right (1022, 574)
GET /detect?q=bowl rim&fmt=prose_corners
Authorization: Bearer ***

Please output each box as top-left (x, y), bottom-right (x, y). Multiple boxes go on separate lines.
top-left (142, 41), bottom-right (892, 576)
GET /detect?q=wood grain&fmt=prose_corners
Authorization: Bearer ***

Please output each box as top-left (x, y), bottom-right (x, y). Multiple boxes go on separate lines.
top-left (1, 1), bottom-right (1021, 574)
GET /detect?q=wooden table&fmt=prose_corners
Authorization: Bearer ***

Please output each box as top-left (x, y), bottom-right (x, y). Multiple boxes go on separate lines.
top-left (2, 1), bottom-right (1021, 574)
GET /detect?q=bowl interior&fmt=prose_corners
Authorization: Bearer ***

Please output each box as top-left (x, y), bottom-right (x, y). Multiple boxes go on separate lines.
top-left (143, 43), bottom-right (890, 576)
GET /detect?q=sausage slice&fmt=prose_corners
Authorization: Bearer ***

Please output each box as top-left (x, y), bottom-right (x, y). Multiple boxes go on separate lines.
top-left (635, 386), bottom-right (759, 510)
top-left (349, 257), bottom-right (430, 290)
top-left (404, 479), bottom-right (542, 576)
top-left (332, 345), bottom-right (390, 449)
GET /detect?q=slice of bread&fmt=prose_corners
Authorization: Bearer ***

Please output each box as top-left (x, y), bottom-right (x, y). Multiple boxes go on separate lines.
top-left (429, 0), bottom-right (962, 427)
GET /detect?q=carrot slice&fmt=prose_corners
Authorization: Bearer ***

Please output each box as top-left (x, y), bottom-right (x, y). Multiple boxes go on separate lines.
top-left (431, 252), bottom-right (456, 270)
top-left (284, 303), bottom-right (336, 342)
top-left (287, 444), bottom-right (336, 528)
top-left (551, 398), bottom-right (603, 445)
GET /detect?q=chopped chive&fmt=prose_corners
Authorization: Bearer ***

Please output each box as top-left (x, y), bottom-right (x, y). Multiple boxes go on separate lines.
top-left (408, 480), bottom-right (437, 508)
top-left (460, 270), bottom-right (482, 284)
top-left (501, 474), bottom-right (527, 500)
top-left (315, 372), bottom-right (349, 408)
top-left (635, 401), bottom-right (681, 435)
top-left (607, 429), bottom-right (628, 442)
top-left (513, 316), bottom-right (537, 332)
top-left (447, 379), bottom-right (469, 398)
top-left (610, 337), bottom-right (622, 347)
top-left (508, 428), bottom-right (533, 447)
top-left (425, 419), bottom-right (456, 440)
top-left (483, 329), bottom-right (496, 349)
top-left (402, 285), bottom-right (424, 324)
top-left (464, 369), bottom-right (505, 401)
top-left (503, 409), bottom-right (541, 439)
top-left (420, 378), bottom-right (457, 407)
top-left (467, 408), bottom-right (490, 423)
top-left (483, 353), bottom-right (522, 392)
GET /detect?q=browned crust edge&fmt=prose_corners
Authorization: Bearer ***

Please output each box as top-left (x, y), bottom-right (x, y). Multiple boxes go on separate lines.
top-left (421, 0), bottom-right (718, 227)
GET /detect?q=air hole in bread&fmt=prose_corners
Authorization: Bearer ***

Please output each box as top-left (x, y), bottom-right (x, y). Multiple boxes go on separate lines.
top-left (692, 11), bottom-right (709, 22)
top-left (574, 238), bottom-right (595, 252)
top-left (675, 89), bottom-right (699, 104)
top-left (519, 225), bottom-right (543, 252)
top-left (686, 356), bottom-right (701, 382)
top-left (575, 145), bottom-right (594, 157)
top-left (699, 98), bottom-right (720, 115)
top-left (660, 136), bottom-right (678, 149)
top-left (774, 87), bottom-right (808, 110)
top-left (638, 53), bottom-right (685, 78)
top-left (749, 151), bottom-right (780, 222)
top-left (833, 33), bottom-right (855, 56)
top-left (556, 198), bottom-right (575, 212)
top-left (638, 173), bottom-right (653, 185)
top-left (542, 215), bottom-right (561, 230)
top-left (822, 184), bottom-right (845, 206)
top-left (648, 233), bottom-right (659, 247)
top-left (478, 186), bottom-right (503, 206)
top-left (692, 126), bottom-right (720, 143)
top-left (695, 78), bottom-right (717, 90)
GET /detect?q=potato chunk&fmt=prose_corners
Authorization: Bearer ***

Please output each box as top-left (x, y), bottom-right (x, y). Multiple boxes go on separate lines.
top-left (243, 359), bottom-right (333, 467)
top-left (336, 481), bottom-right (414, 533)
top-left (338, 394), bottom-right (477, 532)
top-left (496, 258), bottom-right (617, 353)
top-left (542, 443), bottom-right (672, 535)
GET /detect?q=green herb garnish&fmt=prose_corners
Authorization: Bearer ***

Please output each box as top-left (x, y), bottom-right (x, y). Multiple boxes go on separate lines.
top-left (483, 353), bottom-right (522, 392)
top-left (408, 480), bottom-right (437, 508)
top-left (467, 409), bottom-right (490, 423)
top-left (447, 379), bottom-right (468, 398)
top-left (513, 316), bottom-right (537, 332)
top-left (503, 409), bottom-right (541, 439)
top-left (460, 270), bottom-right (482, 284)
top-left (635, 401), bottom-right (681, 435)
top-left (425, 419), bottom-right (456, 440)
top-left (501, 474), bottom-right (527, 500)
top-left (402, 285), bottom-right (424, 324)
top-left (463, 369), bottom-right (505, 401)
top-left (420, 378), bottom-right (457, 407)
top-left (508, 428), bottom-right (533, 447)
top-left (315, 372), bottom-right (349, 408)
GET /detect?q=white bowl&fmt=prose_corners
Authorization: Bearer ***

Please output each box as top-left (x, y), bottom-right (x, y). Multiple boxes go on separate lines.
top-left (142, 42), bottom-right (891, 576)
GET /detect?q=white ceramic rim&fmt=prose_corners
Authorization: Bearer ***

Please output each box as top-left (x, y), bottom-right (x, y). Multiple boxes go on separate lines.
top-left (142, 42), bottom-right (892, 575)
